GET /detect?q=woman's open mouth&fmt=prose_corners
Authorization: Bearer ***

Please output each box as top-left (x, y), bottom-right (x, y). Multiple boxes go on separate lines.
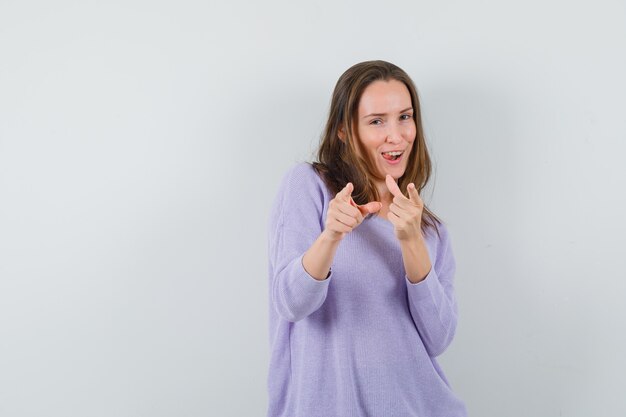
top-left (381, 150), bottom-right (404, 164)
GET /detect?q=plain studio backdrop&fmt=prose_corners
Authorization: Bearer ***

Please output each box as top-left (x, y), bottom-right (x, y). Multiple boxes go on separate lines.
top-left (1, 0), bottom-right (625, 416)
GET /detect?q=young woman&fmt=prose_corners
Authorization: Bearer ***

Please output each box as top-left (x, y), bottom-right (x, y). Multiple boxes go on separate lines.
top-left (267, 60), bottom-right (467, 417)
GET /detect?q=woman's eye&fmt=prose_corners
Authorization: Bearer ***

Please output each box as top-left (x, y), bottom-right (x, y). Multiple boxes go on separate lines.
top-left (400, 114), bottom-right (412, 120)
top-left (370, 119), bottom-right (382, 125)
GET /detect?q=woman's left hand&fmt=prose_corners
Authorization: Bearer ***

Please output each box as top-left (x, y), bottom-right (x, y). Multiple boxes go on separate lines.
top-left (385, 174), bottom-right (424, 242)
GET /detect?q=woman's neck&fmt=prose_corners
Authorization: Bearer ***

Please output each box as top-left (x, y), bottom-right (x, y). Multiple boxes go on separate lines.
top-left (375, 181), bottom-right (393, 204)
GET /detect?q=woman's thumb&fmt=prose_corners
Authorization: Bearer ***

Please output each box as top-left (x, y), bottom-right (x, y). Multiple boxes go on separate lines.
top-left (357, 201), bottom-right (382, 215)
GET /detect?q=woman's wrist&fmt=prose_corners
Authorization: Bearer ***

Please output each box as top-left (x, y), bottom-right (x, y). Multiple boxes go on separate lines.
top-left (399, 237), bottom-right (432, 284)
top-left (302, 230), bottom-right (342, 281)
top-left (321, 228), bottom-right (344, 243)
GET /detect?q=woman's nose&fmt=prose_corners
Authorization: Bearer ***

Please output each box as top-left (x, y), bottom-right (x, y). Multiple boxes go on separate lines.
top-left (385, 124), bottom-right (403, 144)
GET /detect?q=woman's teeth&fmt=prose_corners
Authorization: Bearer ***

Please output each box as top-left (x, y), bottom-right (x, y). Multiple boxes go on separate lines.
top-left (382, 151), bottom-right (402, 161)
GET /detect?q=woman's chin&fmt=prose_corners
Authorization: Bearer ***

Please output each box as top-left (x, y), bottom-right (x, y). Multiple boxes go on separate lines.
top-left (382, 166), bottom-right (406, 179)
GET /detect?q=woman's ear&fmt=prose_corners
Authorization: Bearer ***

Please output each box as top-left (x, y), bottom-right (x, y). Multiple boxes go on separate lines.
top-left (338, 125), bottom-right (346, 142)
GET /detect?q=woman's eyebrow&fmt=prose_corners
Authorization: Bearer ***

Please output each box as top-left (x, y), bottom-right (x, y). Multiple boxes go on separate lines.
top-left (362, 107), bottom-right (413, 119)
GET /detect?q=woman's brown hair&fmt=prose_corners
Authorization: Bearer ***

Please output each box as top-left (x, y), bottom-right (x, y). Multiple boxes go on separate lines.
top-left (311, 60), bottom-right (442, 235)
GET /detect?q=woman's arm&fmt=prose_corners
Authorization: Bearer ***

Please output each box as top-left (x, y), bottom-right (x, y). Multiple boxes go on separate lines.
top-left (268, 164), bottom-right (335, 322)
top-left (383, 176), bottom-right (459, 357)
top-left (269, 164), bottom-right (380, 321)
top-left (404, 224), bottom-right (459, 357)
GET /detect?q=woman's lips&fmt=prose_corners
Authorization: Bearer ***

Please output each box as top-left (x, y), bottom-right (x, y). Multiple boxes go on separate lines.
top-left (381, 152), bottom-right (403, 165)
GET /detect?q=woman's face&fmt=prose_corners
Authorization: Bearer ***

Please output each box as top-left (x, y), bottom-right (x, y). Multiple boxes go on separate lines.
top-left (355, 79), bottom-right (416, 182)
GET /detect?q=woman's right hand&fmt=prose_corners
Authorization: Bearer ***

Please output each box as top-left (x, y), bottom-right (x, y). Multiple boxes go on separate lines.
top-left (322, 183), bottom-right (382, 242)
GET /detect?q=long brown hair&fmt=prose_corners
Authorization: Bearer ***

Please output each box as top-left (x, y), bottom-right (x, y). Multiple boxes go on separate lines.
top-left (311, 60), bottom-right (442, 235)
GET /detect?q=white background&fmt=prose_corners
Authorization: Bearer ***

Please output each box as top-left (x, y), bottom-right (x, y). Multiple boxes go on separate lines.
top-left (1, 0), bottom-right (625, 416)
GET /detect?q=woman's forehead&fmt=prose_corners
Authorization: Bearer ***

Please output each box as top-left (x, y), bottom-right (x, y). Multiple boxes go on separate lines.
top-left (358, 80), bottom-right (412, 115)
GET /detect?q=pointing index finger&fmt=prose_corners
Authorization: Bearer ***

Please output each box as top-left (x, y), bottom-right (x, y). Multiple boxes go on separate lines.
top-left (385, 175), bottom-right (403, 198)
top-left (407, 183), bottom-right (421, 204)
top-left (340, 182), bottom-right (353, 201)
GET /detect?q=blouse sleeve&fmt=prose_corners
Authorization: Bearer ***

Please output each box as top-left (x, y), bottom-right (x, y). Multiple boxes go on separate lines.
top-left (405, 223), bottom-right (460, 357)
top-left (267, 163), bottom-right (333, 322)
